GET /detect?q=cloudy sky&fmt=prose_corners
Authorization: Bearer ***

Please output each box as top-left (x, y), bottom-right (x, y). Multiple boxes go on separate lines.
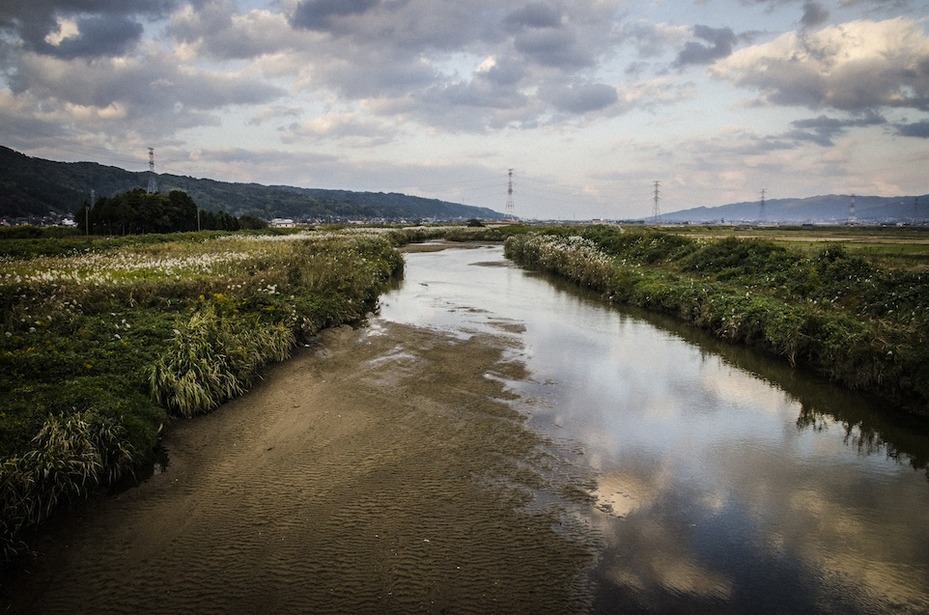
top-left (1, 1), bottom-right (927, 219)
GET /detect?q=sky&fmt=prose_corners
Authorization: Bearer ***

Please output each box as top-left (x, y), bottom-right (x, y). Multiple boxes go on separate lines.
top-left (1, 1), bottom-right (927, 220)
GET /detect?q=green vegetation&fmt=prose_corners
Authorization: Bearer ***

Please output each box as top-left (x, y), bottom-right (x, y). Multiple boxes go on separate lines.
top-left (0, 228), bottom-right (403, 561)
top-left (505, 226), bottom-right (929, 417)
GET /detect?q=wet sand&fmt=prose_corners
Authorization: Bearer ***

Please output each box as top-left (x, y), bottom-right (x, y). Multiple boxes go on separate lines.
top-left (5, 320), bottom-right (596, 614)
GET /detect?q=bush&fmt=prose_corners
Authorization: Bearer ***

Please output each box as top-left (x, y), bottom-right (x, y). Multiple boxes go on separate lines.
top-left (150, 304), bottom-right (294, 417)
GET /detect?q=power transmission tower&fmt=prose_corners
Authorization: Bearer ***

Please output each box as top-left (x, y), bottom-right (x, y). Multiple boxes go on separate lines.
top-left (147, 147), bottom-right (158, 193)
top-left (759, 188), bottom-right (766, 223)
top-left (505, 169), bottom-right (515, 218)
top-left (848, 194), bottom-right (857, 225)
top-left (652, 180), bottom-right (661, 223)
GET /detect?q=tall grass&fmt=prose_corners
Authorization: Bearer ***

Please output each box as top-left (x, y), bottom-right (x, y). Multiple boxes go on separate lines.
top-left (1, 410), bottom-right (132, 560)
top-left (150, 305), bottom-right (294, 417)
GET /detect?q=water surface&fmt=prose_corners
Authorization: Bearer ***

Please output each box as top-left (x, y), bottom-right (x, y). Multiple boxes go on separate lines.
top-left (380, 244), bottom-right (929, 615)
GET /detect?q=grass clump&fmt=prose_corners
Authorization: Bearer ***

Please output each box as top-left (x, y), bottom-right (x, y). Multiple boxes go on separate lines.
top-left (1, 410), bottom-right (133, 560)
top-left (150, 304), bottom-right (294, 417)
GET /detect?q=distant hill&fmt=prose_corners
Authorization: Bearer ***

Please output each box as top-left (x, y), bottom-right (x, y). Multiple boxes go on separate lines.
top-left (0, 146), bottom-right (505, 222)
top-left (661, 194), bottom-right (929, 225)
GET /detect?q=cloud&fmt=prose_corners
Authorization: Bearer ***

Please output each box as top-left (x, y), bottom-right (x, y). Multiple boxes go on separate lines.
top-left (674, 25), bottom-right (739, 67)
top-left (276, 0), bottom-right (627, 127)
top-left (37, 15), bottom-right (144, 59)
top-left (800, 2), bottom-right (830, 28)
top-left (895, 120), bottom-right (929, 138)
top-left (289, 0), bottom-right (380, 33)
top-left (785, 113), bottom-right (886, 146)
top-left (476, 55), bottom-right (528, 87)
top-left (712, 18), bottom-right (929, 112)
top-left (170, 3), bottom-right (307, 61)
top-left (0, 0), bottom-right (176, 56)
top-left (280, 111), bottom-right (401, 146)
top-left (513, 25), bottom-right (592, 68)
top-left (539, 81), bottom-right (619, 114)
top-left (1, 0), bottom-right (636, 144)
top-left (504, 2), bottom-right (564, 29)
top-left (6, 47), bottom-right (286, 141)
top-left (624, 22), bottom-right (690, 59)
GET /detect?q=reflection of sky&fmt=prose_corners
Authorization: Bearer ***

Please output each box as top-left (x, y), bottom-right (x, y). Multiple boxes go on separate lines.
top-left (380, 246), bottom-right (929, 614)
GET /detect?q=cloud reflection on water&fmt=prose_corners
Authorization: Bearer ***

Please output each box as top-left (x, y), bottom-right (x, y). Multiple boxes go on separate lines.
top-left (381, 246), bottom-right (929, 614)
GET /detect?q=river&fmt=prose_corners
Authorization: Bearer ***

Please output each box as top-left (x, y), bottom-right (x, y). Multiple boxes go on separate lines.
top-left (381, 243), bottom-right (929, 614)
top-left (4, 242), bottom-right (928, 614)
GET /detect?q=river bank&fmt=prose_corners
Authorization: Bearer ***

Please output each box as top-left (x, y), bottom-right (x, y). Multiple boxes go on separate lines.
top-left (502, 228), bottom-right (929, 417)
top-left (3, 320), bottom-right (597, 613)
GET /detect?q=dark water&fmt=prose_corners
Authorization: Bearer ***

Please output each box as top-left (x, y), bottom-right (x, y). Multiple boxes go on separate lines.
top-left (380, 244), bottom-right (929, 615)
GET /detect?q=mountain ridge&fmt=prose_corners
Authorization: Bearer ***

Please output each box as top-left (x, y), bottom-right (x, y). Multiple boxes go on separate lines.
top-left (660, 193), bottom-right (929, 225)
top-left (0, 146), bottom-right (505, 222)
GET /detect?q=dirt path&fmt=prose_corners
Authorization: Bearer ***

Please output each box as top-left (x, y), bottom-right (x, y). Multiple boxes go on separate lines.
top-left (5, 321), bottom-right (596, 614)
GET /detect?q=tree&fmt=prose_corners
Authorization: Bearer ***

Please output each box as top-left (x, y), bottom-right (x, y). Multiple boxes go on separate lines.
top-left (238, 215), bottom-right (268, 230)
top-left (81, 189), bottom-right (260, 235)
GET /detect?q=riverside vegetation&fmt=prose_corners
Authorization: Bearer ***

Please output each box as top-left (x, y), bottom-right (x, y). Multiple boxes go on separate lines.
top-left (0, 227), bottom-right (441, 562)
top-left (504, 226), bottom-right (929, 418)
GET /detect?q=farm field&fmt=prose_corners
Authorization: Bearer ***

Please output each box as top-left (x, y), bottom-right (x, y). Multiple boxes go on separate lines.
top-left (664, 224), bottom-right (929, 270)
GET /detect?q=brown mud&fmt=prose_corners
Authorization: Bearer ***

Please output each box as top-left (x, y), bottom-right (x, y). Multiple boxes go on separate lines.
top-left (4, 320), bottom-right (598, 614)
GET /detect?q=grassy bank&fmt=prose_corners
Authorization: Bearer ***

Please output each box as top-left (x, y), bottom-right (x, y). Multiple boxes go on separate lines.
top-left (1, 228), bottom-right (403, 561)
top-left (504, 227), bottom-right (929, 417)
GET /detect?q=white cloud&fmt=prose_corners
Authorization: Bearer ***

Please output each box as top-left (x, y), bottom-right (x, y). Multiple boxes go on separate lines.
top-left (712, 18), bottom-right (929, 112)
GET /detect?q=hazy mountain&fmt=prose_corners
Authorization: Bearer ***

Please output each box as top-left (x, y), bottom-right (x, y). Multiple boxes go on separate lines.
top-left (660, 194), bottom-right (929, 225)
top-left (0, 146), bottom-right (505, 222)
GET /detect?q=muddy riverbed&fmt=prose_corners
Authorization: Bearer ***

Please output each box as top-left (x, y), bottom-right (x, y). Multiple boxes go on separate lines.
top-left (5, 319), bottom-right (598, 614)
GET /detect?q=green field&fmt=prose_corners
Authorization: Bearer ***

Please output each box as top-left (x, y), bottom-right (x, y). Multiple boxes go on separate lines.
top-left (664, 225), bottom-right (929, 270)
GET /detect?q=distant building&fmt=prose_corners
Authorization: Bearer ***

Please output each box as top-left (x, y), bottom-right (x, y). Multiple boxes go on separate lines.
top-left (271, 218), bottom-right (296, 228)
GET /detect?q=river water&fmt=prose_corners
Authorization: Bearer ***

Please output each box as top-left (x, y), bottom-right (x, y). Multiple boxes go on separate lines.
top-left (380, 244), bottom-right (929, 615)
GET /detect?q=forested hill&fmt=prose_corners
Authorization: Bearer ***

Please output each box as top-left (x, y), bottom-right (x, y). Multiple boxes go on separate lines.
top-left (661, 193), bottom-right (929, 225)
top-left (0, 146), bottom-right (504, 221)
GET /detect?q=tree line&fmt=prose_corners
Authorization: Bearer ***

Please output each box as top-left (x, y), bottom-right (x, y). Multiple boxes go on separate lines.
top-left (74, 189), bottom-right (267, 235)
